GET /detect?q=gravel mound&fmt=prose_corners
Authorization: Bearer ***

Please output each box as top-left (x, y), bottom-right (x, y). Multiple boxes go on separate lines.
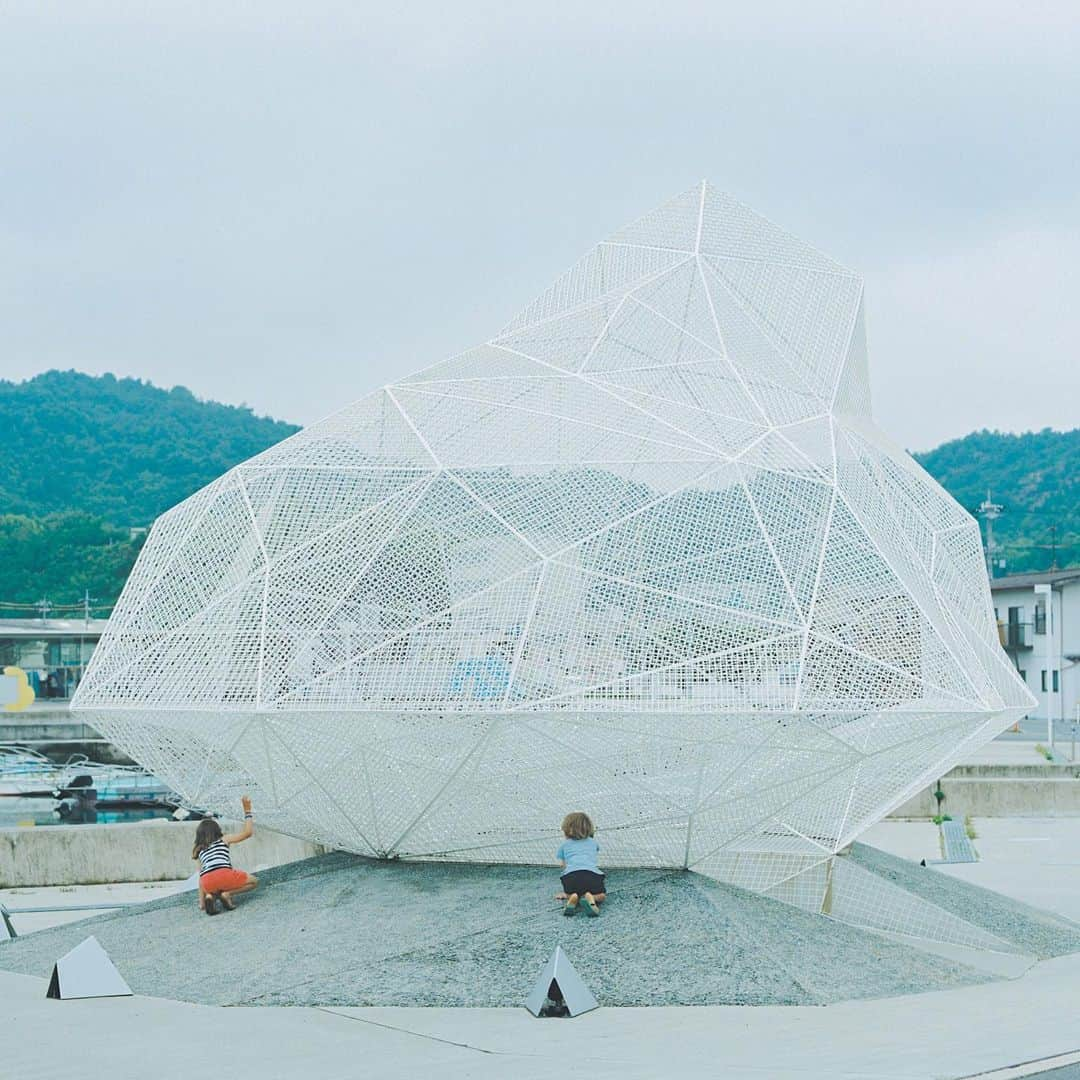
top-left (0, 850), bottom-right (1008, 1006)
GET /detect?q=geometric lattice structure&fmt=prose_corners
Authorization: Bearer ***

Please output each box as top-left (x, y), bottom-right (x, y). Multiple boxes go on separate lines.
top-left (73, 182), bottom-right (1033, 925)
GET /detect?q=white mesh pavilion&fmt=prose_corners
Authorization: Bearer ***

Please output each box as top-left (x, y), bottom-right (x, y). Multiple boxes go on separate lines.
top-left (72, 182), bottom-right (1033, 927)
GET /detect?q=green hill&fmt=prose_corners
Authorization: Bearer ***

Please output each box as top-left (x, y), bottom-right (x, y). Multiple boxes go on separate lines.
top-left (0, 371), bottom-right (298, 613)
top-left (0, 369), bottom-right (298, 524)
top-left (0, 370), bottom-right (1075, 612)
top-left (914, 428), bottom-right (1080, 576)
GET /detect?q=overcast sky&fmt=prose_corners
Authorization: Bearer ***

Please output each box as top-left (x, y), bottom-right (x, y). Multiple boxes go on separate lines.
top-left (2, 2), bottom-right (1077, 451)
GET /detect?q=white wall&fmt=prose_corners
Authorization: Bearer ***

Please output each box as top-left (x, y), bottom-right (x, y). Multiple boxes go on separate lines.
top-left (0, 820), bottom-right (325, 887)
top-left (992, 582), bottom-right (1078, 723)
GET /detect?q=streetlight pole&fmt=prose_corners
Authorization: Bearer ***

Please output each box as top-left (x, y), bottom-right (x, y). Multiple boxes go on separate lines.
top-left (977, 492), bottom-right (1003, 579)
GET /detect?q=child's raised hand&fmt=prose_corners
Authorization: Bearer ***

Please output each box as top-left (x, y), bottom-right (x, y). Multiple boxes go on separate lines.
top-left (241, 795), bottom-right (253, 813)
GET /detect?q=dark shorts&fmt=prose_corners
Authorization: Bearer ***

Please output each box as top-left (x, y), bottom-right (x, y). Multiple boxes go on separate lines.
top-left (561, 869), bottom-right (605, 896)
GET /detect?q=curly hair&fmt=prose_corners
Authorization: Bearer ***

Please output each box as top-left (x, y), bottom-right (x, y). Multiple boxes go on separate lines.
top-left (561, 812), bottom-right (595, 840)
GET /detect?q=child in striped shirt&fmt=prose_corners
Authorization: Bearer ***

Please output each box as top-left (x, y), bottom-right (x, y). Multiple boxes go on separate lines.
top-left (192, 795), bottom-right (260, 916)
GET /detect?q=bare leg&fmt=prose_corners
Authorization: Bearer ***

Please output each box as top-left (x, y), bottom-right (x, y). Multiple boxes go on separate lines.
top-left (220, 875), bottom-right (259, 909)
top-left (200, 882), bottom-right (221, 915)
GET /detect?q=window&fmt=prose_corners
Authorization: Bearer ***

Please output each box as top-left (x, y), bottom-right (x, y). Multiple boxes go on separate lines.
top-left (1041, 670), bottom-right (1048, 691)
top-left (1035, 604), bottom-right (1047, 634)
top-left (1053, 670), bottom-right (1060, 693)
top-left (1008, 606), bottom-right (1022, 625)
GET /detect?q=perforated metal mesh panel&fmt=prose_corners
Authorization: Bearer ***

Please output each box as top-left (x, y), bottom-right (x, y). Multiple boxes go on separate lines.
top-left (73, 182), bottom-right (1033, 902)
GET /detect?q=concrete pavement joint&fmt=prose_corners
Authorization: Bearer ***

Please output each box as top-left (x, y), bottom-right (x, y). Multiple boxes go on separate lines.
top-left (313, 1010), bottom-right (921, 1080)
top-left (315, 1006), bottom-right (505, 1056)
top-left (956, 1048), bottom-right (1080, 1078)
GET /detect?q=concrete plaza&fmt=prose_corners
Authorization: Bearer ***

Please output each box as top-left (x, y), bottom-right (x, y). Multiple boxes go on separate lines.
top-left (3, 816), bottom-right (1080, 1078)
top-left (3, 944), bottom-right (1080, 1079)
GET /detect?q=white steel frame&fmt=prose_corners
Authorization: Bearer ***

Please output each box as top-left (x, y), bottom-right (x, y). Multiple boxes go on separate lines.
top-left (73, 183), bottom-right (1033, 929)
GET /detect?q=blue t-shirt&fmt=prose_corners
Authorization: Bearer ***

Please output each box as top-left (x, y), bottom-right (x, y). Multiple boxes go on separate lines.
top-left (557, 836), bottom-right (600, 875)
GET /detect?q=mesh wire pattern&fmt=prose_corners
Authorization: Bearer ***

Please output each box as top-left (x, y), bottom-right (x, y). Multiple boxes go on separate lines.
top-left (73, 182), bottom-right (1033, 926)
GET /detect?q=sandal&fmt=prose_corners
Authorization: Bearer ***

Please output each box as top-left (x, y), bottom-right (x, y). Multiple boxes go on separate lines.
top-left (204, 895), bottom-right (219, 916)
top-left (219, 894), bottom-right (236, 911)
top-left (583, 893), bottom-right (600, 917)
top-left (563, 893), bottom-right (579, 917)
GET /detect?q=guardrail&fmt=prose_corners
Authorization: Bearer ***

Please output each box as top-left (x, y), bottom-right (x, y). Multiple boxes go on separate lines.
top-left (0, 900), bottom-right (137, 939)
top-left (997, 622), bottom-right (1033, 649)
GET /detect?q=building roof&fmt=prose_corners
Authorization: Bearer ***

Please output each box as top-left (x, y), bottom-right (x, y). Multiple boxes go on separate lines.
top-left (0, 618), bottom-right (110, 638)
top-left (989, 569), bottom-right (1080, 591)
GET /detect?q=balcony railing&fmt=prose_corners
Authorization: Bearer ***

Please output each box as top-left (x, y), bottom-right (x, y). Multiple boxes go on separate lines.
top-left (997, 622), bottom-right (1032, 649)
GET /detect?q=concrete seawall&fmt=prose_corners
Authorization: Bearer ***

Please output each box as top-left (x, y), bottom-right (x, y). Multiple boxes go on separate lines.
top-left (0, 821), bottom-right (325, 887)
top-left (0, 704), bottom-right (101, 744)
top-left (891, 764), bottom-right (1080, 818)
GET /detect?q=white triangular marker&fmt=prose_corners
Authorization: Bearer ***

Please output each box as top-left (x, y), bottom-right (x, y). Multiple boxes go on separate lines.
top-left (46, 936), bottom-right (132, 1000)
top-left (524, 945), bottom-right (599, 1017)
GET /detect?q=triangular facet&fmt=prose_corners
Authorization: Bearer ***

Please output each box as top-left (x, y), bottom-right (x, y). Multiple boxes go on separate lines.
top-left (524, 946), bottom-right (599, 1017)
top-left (49, 936), bottom-right (132, 1000)
top-left (707, 256), bottom-right (862, 399)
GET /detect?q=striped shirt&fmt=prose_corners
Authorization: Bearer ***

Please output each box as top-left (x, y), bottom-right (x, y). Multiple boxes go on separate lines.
top-left (198, 839), bottom-right (232, 875)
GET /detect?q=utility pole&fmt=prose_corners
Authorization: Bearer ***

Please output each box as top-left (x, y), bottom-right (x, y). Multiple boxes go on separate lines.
top-left (36, 597), bottom-right (52, 621)
top-left (79, 589), bottom-right (97, 698)
top-left (82, 589), bottom-right (96, 628)
top-left (977, 491), bottom-right (1003, 579)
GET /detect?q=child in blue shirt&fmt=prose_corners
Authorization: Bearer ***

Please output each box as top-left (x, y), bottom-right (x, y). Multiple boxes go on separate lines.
top-left (556, 811), bottom-right (606, 916)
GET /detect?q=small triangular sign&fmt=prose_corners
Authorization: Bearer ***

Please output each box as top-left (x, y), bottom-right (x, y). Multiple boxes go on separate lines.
top-left (524, 945), bottom-right (599, 1017)
top-left (46, 936), bottom-right (132, 1000)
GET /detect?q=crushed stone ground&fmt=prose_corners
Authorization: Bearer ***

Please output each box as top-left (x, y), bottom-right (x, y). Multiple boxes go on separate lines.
top-left (1, 849), bottom-right (1067, 1007)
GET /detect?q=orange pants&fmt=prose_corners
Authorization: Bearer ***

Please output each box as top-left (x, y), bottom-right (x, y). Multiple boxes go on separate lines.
top-left (200, 868), bottom-right (250, 893)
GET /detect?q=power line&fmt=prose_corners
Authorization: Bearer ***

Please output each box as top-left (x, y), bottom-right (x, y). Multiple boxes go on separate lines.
top-left (0, 597), bottom-right (114, 617)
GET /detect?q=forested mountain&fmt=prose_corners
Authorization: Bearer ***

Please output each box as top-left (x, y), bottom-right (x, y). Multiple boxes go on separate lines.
top-left (914, 428), bottom-right (1080, 575)
top-left (0, 513), bottom-right (147, 615)
top-left (0, 370), bottom-right (298, 523)
top-left (0, 370), bottom-right (1076, 611)
top-left (0, 371), bottom-right (298, 612)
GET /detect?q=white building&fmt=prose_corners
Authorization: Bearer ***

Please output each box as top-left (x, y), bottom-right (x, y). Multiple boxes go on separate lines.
top-left (0, 618), bottom-right (109, 701)
top-left (991, 569), bottom-right (1080, 726)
